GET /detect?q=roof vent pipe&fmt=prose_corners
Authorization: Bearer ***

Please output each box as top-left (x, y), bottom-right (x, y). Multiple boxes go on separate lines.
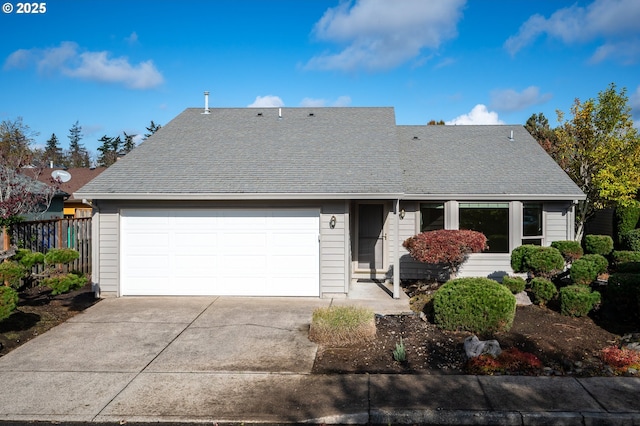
top-left (202, 91), bottom-right (210, 114)
top-left (508, 130), bottom-right (514, 141)
top-left (278, 107), bottom-right (282, 119)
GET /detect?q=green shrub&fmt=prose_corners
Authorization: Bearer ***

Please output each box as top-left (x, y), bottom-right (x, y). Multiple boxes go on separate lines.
top-left (17, 250), bottom-right (45, 269)
top-left (550, 240), bottom-right (584, 262)
top-left (44, 248), bottom-right (80, 266)
top-left (0, 286), bottom-right (19, 321)
top-left (40, 273), bottom-right (88, 295)
top-left (559, 285), bottom-right (601, 317)
top-left (612, 250), bottom-right (640, 265)
top-left (433, 277), bottom-right (516, 334)
top-left (511, 245), bottom-right (538, 273)
top-left (581, 254), bottom-right (608, 274)
top-left (0, 261), bottom-right (27, 288)
top-left (622, 229), bottom-right (640, 252)
top-left (570, 258), bottom-right (598, 285)
top-left (529, 277), bottom-right (557, 305)
top-left (584, 235), bottom-right (614, 256)
top-left (501, 276), bottom-right (526, 294)
top-left (309, 305), bottom-right (376, 345)
top-left (615, 205), bottom-right (640, 247)
top-left (604, 273), bottom-right (640, 316)
top-left (617, 262), bottom-right (640, 273)
top-left (525, 247), bottom-right (565, 277)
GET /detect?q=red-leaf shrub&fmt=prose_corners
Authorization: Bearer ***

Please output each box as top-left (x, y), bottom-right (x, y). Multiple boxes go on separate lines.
top-left (601, 346), bottom-right (640, 373)
top-left (467, 348), bottom-right (543, 375)
top-left (403, 230), bottom-right (488, 273)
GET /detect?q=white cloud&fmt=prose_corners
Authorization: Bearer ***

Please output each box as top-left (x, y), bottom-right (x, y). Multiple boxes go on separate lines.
top-left (505, 0), bottom-right (640, 62)
top-left (446, 104), bottom-right (504, 125)
top-left (306, 0), bottom-right (466, 71)
top-left (125, 32), bottom-right (139, 45)
top-left (299, 95), bottom-right (352, 107)
top-left (247, 95), bottom-right (285, 108)
top-left (490, 86), bottom-right (552, 112)
top-left (3, 41), bottom-right (164, 89)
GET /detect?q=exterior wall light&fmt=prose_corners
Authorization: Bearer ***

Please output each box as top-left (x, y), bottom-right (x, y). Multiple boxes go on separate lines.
top-left (399, 209), bottom-right (405, 219)
top-left (329, 215), bottom-right (337, 229)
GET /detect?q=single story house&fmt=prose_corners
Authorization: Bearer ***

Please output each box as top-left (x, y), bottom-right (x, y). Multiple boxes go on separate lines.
top-left (35, 167), bottom-right (107, 218)
top-left (75, 105), bottom-right (585, 298)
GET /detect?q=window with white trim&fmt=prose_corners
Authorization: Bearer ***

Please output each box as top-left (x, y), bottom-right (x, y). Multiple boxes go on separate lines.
top-left (459, 202), bottom-right (510, 253)
top-left (522, 203), bottom-right (543, 246)
top-left (420, 203), bottom-right (445, 232)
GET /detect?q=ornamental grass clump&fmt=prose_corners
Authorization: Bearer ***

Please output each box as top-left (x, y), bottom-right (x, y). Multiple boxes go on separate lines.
top-left (559, 285), bottom-right (601, 317)
top-left (433, 277), bottom-right (516, 334)
top-left (403, 229), bottom-right (487, 276)
top-left (309, 305), bottom-right (376, 346)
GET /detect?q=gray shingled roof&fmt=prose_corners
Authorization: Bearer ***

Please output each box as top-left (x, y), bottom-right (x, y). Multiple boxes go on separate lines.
top-left (398, 125), bottom-right (585, 200)
top-left (77, 107), bottom-right (403, 198)
top-left (76, 107), bottom-right (584, 201)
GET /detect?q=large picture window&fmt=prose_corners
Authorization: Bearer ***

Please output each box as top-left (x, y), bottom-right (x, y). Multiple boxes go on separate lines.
top-left (420, 203), bottom-right (445, 232)
top-left (459, 203), bottom-right (509, 253)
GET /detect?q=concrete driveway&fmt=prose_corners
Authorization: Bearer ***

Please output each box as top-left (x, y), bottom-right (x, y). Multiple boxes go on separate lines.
top-left (0, 296), bottom-right (338, 422)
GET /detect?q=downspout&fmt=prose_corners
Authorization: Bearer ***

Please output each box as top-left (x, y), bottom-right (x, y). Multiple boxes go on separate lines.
top-left (393, 199), bottom-right (400, 299)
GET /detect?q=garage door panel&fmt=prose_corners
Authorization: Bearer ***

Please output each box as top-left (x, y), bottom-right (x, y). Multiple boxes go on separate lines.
top-left (121, 208), bottom-right (319, 296)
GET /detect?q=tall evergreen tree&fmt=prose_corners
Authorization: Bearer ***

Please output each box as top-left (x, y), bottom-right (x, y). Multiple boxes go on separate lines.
top-left (122, 131), bottom-right (136, 154)
top-left (144, 120), bottom-right (162, 139)
top-left (96, 135), bottom-right (118, 167)
top-left (43, 133), bottom-right (64, 167)
top-left (66, 121), bottom-right (90, 168)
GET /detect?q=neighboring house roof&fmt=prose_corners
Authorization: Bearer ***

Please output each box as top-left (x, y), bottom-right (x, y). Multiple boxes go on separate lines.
top-left (75, 107), bottom-right (585, 201)
top-left (35, 167), bottom-right (107, 201)
top-left (398, 125), bottom-right (586, 200)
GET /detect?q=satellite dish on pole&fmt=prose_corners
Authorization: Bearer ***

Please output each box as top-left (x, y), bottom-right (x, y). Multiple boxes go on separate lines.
top-left (51, 170), bottom-right (72, 183)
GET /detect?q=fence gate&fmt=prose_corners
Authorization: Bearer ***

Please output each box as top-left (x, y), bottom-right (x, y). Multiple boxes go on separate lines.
top-left (9, 218), bottom-right (92, 275)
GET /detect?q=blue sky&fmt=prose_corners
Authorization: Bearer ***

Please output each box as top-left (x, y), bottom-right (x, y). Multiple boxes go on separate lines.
top-left (1, 0), bottom-right (639, 157)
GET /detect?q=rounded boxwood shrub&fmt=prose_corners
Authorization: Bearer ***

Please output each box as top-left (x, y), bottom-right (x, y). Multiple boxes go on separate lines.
top-left (433, 277), bottom-right (516, 334)
top-left (584, 234), bottom-right (614, 256)
top-left (501, 276), bottom-right (526, 294)
top-left (622, 229), bottom-right (640, 252)
top-left (510, 245), bottom-right (538, 273)
top-left (581, 254), bottom-right (608, 274)
top-left (559, 285), bottom-right (601, 317)
top-left (612, 250), bottom-right (640, 265)
top-left (525, 246), bottom-right (565, 277)
top-left (616, 262), bottom-right (640, 273)
top-left (605, 273), bottom-right (640, 315)
top-left (0, 286), bottom-right (19, 322)
top-left (511, 245), bottom-right (564, 277)
top-left (550, 240), bottom-right (584, 262)
top-left (570, 258), bottom-right (598, 285)
top-left (529, 277), bottom-right (557, 305)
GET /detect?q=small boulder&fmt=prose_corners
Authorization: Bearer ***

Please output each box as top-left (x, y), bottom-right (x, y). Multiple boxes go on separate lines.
top-left (463, 335), bottom-right (502, 359)
top-left (515, 291), bottom-right (532, 306)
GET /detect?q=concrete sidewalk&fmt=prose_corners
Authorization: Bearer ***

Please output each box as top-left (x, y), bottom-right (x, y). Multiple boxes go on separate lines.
top-left (0, 291), bottom-right (639, 425)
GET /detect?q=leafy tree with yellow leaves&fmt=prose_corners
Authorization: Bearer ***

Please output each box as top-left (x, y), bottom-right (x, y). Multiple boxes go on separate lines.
top-left (555, 83), bottom-right (640, 240)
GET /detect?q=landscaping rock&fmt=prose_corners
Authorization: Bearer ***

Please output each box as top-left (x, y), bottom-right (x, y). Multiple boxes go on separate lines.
top-left (515, 291), bottom-right (532, 306)
top-left (463, 335), bottom-right (502, 359)
top-left (621, 333), bottom-right (640, 352)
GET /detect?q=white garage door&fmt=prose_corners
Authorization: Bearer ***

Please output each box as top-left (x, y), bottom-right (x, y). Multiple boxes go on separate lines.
top-left (120, 208), bottom-right (320, 296)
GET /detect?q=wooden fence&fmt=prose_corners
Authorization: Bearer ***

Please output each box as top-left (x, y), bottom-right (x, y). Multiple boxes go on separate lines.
top-left (9, 218), bottom-right (92, 275)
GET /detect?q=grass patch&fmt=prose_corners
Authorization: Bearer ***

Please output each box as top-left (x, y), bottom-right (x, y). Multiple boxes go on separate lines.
top-left (309, 305), bottom-right (376, 345)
